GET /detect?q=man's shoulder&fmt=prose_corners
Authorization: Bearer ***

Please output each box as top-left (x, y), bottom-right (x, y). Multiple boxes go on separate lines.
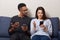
top-left (11, 15), bottom-right (18, 19)
top-left (25, 16), bottom-right (32, 20)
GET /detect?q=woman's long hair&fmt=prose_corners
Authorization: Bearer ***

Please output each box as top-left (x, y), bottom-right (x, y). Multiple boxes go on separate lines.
top-left (35, 7), bottom-right (48, 20)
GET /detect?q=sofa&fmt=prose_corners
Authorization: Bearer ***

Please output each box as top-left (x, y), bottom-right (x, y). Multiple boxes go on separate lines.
top-left (0, 16), bottom-right (60, 40)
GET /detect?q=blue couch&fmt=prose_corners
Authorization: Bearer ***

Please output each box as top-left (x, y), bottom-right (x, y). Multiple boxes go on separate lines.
top-left (0, 16), bottom-right (60, 40)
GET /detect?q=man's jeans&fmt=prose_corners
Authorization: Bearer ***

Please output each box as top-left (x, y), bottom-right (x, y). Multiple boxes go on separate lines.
top-left (10, 33), bottom-right (30, 40)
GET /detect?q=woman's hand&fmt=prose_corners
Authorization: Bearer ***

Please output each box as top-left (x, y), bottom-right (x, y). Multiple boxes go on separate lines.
top-left (44, 26), bottom-right (48, 32)
top-left (33, 21), bottom-right (36, 30)
top-left (40, 24), bottom-right (48, 32)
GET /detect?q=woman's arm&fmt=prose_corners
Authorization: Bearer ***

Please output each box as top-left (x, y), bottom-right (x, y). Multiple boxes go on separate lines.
top-left (47, 19), bottom-right (52, 36)
top-left (30, 19), bottom-right (37, 35)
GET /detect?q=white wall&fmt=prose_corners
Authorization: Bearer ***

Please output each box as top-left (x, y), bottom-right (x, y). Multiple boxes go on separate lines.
top-left (0, 0), bottom-right (60, 18)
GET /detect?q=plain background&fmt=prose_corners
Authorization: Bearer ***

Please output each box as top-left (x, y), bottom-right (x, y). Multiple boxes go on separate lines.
top-left (0, 0), bottom-right (60, 18)
top-left (0, 0), bottom-right (60, 29)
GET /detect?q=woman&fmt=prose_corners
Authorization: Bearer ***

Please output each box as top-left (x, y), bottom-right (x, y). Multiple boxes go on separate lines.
top-left (30, 7), bottom-right (52, 40)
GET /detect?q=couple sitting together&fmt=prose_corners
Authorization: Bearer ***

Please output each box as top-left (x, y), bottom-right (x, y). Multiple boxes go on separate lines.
top-left (8, 3), bottom-right (52, 40)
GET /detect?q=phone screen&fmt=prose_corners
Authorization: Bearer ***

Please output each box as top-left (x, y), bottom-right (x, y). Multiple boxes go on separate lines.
top-left (22, 24), bottom-right (27, 27)
top-left (40, 21), bottom-right (43, 25)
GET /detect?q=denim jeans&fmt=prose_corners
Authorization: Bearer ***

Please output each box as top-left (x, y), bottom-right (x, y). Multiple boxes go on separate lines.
top-left (32, 35), bottom-right (50, 40)
top-left (10, 33), bottom-right (31, 40)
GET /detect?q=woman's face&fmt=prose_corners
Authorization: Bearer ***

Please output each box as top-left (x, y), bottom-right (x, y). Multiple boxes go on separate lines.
top-left (37, 10), bottom-right (43, 19)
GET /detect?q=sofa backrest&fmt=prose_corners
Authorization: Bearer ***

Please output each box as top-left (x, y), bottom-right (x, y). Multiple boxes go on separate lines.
top-left (50, 17), bottom-right (59, 38)
top-left (0, 16), bottom-right (59, 38)
top-left (0, 16), bottom-right (11, 37)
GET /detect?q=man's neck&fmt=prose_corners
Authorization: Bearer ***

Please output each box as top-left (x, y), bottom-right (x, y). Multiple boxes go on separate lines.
top-left (18, 13), bottom-right (24, 18)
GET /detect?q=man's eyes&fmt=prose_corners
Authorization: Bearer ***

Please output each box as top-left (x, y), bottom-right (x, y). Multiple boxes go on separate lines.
top-left (23, 9), bottom-right (28, 11)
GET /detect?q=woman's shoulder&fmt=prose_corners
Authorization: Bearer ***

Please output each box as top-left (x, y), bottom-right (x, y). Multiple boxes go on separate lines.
top-left (45, 19), bottom-right (51, 23)
top-left (45, 19), bottom-right (51, 21)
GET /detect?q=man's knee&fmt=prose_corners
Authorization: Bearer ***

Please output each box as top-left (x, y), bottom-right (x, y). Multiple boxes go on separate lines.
top-left (10, 33), bottom-right (17, 40)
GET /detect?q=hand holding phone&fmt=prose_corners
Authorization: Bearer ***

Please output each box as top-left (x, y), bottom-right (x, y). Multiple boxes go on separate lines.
top-left (40, 21), bottom-right (48, 32)
top-left (11, 22), bottom-right (20, 28)
top-left (21, 24), bottom-right (28, 31)
top-left (40, 21), bottom-right (45, 29)
top-left (9, 22), bottom-right (20, 32)
top-left (40, 21), bottom-right (43, 25)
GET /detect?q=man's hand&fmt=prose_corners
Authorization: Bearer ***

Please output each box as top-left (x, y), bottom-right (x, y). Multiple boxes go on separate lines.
top-left (11, 22), bottom-right (20, 28)
top-left (9, 27), bottom-right (15, 32)
top-left (21, 25), bottom-right (28, 32)
top-left (9, 22), bottom-right (20, 32)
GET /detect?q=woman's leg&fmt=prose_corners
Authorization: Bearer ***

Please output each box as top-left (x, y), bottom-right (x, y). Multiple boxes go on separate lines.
top-left (32, 35), bottom-right (41, 40)
top-left (40, 35), bottom-right (50, 40)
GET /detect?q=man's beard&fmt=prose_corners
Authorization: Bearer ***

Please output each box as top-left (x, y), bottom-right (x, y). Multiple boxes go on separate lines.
top-left (23, 13), bottom-right (28, 16)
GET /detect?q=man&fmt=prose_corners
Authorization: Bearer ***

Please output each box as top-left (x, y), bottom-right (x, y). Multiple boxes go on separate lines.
top-left (8, 3), bottom-right (31, 40)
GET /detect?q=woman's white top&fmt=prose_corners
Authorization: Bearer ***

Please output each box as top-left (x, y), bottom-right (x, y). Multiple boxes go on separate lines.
top-left (30, 18), bottom-right (52, 38)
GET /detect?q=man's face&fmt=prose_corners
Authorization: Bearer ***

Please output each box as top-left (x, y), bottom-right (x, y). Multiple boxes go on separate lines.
top-left (19, 6), bottom-right (28, 16)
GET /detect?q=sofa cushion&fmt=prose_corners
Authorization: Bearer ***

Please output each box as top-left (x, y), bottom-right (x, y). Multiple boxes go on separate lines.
top-left (0, 17), bottom-right (11, 37)
top-left (50, 17), bottom-right (59, 38)
top-left (58, 31), bottom-right (60, 40)
top-left (0, 38), bottom-right (10, 40)
top-left (52, 38), bottom-right (58, 40)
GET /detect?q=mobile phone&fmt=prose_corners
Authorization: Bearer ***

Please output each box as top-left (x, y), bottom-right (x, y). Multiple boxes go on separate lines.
top-left (11, 22), bottom-right (19, 25)
top-left (40, 21), bottom-right (43, 25)
top-left (22, 24), bottom-right (27, 27)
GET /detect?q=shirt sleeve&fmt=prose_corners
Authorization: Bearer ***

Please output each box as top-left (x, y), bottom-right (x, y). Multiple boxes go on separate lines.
top-left (8, 17), bottom-right (15, 35)
top-left (30, 19), bottom-right (37, 35)
top-left (47, 19), bottom-right (52, 36)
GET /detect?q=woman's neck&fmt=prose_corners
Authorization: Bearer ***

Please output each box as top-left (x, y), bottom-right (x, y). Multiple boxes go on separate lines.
top-left (38, 18), bottom-right (43, 20)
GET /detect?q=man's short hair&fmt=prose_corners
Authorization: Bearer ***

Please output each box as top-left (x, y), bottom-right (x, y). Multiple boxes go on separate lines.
top-left (18, 3), bottom-right (26, 11)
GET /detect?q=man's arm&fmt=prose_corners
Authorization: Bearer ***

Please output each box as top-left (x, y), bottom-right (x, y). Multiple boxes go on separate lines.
top-left (8, 17), bottom-right (16, 35)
